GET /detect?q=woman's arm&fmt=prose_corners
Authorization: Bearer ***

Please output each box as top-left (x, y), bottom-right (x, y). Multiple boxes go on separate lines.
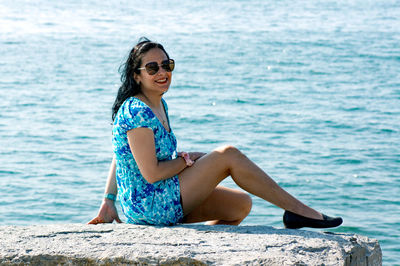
top-left (128, 127), bottom-right (192, 184)
top-left (88, 156), bottom-right (122, 224)
top-left (104, 155), bottom-right (118, 195)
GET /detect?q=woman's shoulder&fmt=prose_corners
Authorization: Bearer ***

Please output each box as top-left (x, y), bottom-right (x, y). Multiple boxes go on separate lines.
top-left (114, 97), bottom-right (155, 129)
top-left (124, 97), bottom-right (169, 114)
top-left (118, 97), bottom-right (153, 119)
top-left (122, 96), bottom-right (143, 107)
top-left (122, 97), bottom-right (148, 110)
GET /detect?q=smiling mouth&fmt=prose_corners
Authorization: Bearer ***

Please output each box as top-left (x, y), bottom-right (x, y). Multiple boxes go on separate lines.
top-left (155, 78), bottom-right (168, 84)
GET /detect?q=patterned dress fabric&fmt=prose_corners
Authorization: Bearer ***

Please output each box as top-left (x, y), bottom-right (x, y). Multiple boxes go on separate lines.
top-left (112, 97), bottom-right (183, 225)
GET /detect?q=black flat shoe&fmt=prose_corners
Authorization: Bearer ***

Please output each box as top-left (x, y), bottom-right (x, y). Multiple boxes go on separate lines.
top-left (283, 210), bottom-right (343, 229)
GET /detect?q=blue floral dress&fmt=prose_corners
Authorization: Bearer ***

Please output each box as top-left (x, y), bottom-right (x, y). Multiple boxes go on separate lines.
top-left (112, 97), bottom-right (184, 225)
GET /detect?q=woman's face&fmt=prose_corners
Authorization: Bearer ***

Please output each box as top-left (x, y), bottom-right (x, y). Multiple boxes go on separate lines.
top-left (134, 48), bottom-right (172, 96)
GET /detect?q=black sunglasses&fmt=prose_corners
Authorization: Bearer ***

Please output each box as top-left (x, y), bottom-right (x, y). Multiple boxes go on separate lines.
top-left (138, 59), bottom-right (175, 75)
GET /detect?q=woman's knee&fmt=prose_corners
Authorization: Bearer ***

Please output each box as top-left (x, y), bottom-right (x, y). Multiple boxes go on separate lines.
top-left (212, 145), bottom-right (246, 174)
top-left (240, 193), bottom-right (253, 217)
top-left (215, 145), bottom-right (244, 160)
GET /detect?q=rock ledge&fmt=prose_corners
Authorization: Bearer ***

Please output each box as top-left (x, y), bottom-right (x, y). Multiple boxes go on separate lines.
top-left (0, 224), bottom-right (381, 265)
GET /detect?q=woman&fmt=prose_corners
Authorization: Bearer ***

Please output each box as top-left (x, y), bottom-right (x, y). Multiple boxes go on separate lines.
top-left (89, 38), bottom-right (342, 229)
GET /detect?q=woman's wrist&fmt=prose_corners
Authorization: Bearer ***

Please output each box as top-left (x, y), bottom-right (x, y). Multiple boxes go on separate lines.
top-left (178, 152), bottom-right (194, 167)
top-left (104, 193), bottom-right (116, 201)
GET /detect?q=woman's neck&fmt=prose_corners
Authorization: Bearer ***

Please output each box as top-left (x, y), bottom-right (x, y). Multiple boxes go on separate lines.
top-left (137, 91), bottom-right (163, 109)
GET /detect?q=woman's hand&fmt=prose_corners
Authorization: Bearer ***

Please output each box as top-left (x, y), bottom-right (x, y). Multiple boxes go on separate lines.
top-left (88, 199), bottom-right (122, 224)
top-left (188, 152), bottom-right (207, 162)
top-left (178, 152), bottom-right (206, 167)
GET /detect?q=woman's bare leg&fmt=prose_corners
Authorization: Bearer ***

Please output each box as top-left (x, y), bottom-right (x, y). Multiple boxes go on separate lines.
top-left (182, 186), bottom-right (252, 225)
top-left (179, 145), bottom-right (323, 221)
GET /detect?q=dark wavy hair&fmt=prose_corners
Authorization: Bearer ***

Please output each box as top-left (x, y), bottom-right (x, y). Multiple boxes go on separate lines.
top-left (111, 37), bottom-right (170, 121)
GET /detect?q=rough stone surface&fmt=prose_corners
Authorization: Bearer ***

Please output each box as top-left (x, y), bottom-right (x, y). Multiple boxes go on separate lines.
top-left (0, 224), bottom-right (381, 265)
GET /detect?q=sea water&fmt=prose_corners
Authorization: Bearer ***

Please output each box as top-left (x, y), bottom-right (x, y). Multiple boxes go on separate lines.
top-left (0, 0), bottom-right (399, 263)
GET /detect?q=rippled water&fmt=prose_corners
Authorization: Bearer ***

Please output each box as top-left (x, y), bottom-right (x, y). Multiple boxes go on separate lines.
top-left (1, 0), bottom-right (399, 263)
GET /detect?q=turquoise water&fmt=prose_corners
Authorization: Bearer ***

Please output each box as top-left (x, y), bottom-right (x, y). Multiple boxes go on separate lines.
top-left (1, 0), bottom-right (399, 263)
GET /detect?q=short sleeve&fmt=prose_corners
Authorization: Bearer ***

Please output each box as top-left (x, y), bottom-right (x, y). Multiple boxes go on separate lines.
top-left (118, 98), bottom-right (154, 132)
